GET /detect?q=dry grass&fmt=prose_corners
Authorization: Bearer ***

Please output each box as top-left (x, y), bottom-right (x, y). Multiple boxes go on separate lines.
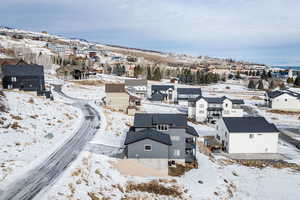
top-left (27, 98), bottom-right (34, 104)
top-left (70, 80), bottom-right (104, 86)
top-left (64, 113), bottom-right (74, 120)
top-left (168, 164), bottom-right (186, 177)
top-left (10, 122), bottom-right (21, 129)
top-left (10, 114), bottom-right (23, 120)
top-left (250, 96), bottom-right (264, 100)
top-left (125, 180), bottom-right (183, 198)
top-left (267, 109), bottom-right (300, 115)
top-left (30, 115), bottom-right (39, 119)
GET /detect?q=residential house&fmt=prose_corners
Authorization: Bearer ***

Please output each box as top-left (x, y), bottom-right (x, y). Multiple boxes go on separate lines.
top-left (216, 117), bottom-right (279, 153)
top-left (124, 113), bottom-right (199, 174)
top-left (125, 79), bottom-right (148, 98)
top-left (176, 88), bottom-right (202, 106)
top-left (150, 85), bottom-right (175, 103)
top-left (1, 64), bottom-right (45, 92)
top-left (105, 84), bottom-right (129, 111)
top-left (265, 90), bottom-right (300, 111)
top-left (188, 96), bottom-right (244, 122)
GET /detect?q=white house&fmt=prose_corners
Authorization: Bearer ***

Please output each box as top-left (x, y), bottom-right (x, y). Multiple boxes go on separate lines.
top-left (188, 96), bottom-right (244, 122)
top-left (150, 85), bottom-right (175, 103)
top-left (265, 90), bottom-right (300, 111)
top-left (125, 79), bottom-right (148, 98)
top-left (176, 88), bottom-right (202, 106)
top-left (216, 117), bottom-right (279, 154)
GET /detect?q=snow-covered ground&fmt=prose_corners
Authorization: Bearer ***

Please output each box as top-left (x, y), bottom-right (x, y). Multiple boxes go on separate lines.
top-left (39, 80), bottom-right (300, 200)
top-left (0, 90), bottom-right (82, 185)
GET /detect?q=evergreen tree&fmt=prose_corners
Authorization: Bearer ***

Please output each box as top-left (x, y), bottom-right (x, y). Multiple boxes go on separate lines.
top-left (257, 80), bottom-right (264, 90)
top-left (287, 77), bottom-right (294, 84)
top-left (256, 70), bottom-right (260, 76)
top-left (146, 66), bottom-right (152, 80)
top-left (269, 80), bottom-right (275, 89)
top-left (261, 69), bottom-right (267, 79)
top-left (248, 80), bottom-right (255, 89)
top-left (267, 70), bottom-right (272, 78)
top-left (236, 70), bottom-right (241, 79)
top-left (294, 74), bottom-right (300, 87)
top-left (152, 67), bottom-right (161, 81)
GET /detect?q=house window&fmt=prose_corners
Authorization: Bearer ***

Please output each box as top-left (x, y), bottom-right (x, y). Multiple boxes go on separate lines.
top-left (199, 110), bottom-right (204, 114)
top-left (199, 104), bottom-right (204, 108)
top-left (225, 103), bottom-right (228, 108)
top-left (216, 126), bottom-right (218, 130)
top-left (157, 124), bottom-right (169, 131)
top-left (174, 149), bottom-right (180, 157)
top-left (216, 135), bottom-right (220, 140)
top-left (144, 145), bottom-right (152, 151)
top-left (225, 132), bottom-right (227, 137)
top-left (171, 136), bottom-right (180, 141)
top-left (285, 99), bottom-right (287, 102)
top-left (249, 134), bottom-right (255, 139)
top-left (11, 77), bottom-right (17, 82)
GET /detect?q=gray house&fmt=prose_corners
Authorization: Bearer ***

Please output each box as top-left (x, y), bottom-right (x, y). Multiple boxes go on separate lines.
top-left (150, 85), bottom-right (175, 102)
top-left (1, 64), bottom-right (45, 92)
top-left (176, 87), bottom-right (202, 106)
top-left (124, 113), bottom-right (199, 172)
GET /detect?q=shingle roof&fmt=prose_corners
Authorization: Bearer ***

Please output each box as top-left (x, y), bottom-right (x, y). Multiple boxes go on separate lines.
top-left (134, 113), bottom-right (187, 128)
top-left (151, 92), bottom-right (166, 101)
top-left (105, 84), bottom-right (126, 93)
top-left (231, 99), bottom-right (245, 104)
top-left (151, 85), bottom-right (174, 92)
top-left (177, 88), bottom-right (202, 95)
top-left (1, 64), bottom-right (44, 76)
top-left (124, 128), bottom-right (172, 145)
top-left (223, 117), bottom-right (279, 133)
top-left (186, 126), bottom-right (199, 137)
top-left (267, 90), bottom-right (300, 99)
top-left (125, 79), bottom-right (147, 87)
top-left (189, 96), bottom-right (244, 105)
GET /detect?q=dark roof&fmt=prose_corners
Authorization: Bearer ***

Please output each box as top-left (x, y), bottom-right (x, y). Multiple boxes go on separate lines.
top-left (205, 97), bottom-right (226, 104)
top-left (1, 64), bottom-right (44, 76)
top-left (134, 113), bottom-right (187, 128)
top-left (267, 90), bottom-right (300, 99)
top-left (151, 85), bottom-right (174, 92)
top-left (223, 117), bottom-right (279, 133)
top-left (186, 126), bottom-right (199, 137)
top-left (151, 92), bottom-right (166, 101)
top-left (105, 84), bottom-right (126, 93)
top-left (231, 99), bottom-right (245, 104)
top-left (177, 88), bottom-right (202, 95)
top-left (124, 128), bottom-right (172, 145)
top-left (125, 79), bottom-right (147, 87)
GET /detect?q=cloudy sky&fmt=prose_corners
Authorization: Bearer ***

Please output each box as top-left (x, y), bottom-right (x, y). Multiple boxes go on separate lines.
top-left (0, 0), bottom-right (299, 65)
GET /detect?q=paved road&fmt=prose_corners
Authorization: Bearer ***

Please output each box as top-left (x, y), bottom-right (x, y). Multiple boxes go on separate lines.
top-left (0, 85), bottom-right (101, 200)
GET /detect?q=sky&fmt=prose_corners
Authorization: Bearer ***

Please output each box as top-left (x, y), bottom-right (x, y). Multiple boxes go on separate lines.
top-left (0, 0), bottom-right (300, 65)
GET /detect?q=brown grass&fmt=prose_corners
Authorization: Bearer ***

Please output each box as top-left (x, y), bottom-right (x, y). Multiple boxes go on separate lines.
top-left (10, 122), bottom-right (21, 129)
top-left (30, 115), bottom-right (39, 119)
top-left (125, 180), bottom-right (183, 198)
top-left (267, 109), bottom-right (300, 115)
top-left (70, 80), bottom-right (104, 86)
top-left (27, 98), bottom-right (34, 104)
top-left (10, 114), bottom-right (23, 120)
top-left (250, 96), bottom-right (264, 100)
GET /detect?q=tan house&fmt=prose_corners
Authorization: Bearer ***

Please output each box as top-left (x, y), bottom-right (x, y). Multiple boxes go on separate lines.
top-left (105, 84), bottom-right (129, 111)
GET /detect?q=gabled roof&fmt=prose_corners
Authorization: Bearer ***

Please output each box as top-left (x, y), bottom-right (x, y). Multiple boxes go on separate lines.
top-left (151, 85), bottom-right (174, 92)
top-left (231, 99), bottom-right (245, 104)
top-left (1, 64), bottom-right (44, 76)
top-left (177, 88), bottom-right (202, 95)
top-left (267, 90), bottom-right (300, 99)
top-left (186, 126), bottom-right (199, 137)
top-left (189, 96), bottom-right (244, 105)
top-left (105, 84), bottom-right (126, 93)
top-left (151, 92), bottom-right (166, 101)
top-left (223, 117), bottom-right (279, 133)
top-left (124, 128), bottom-right (172, 145)
top-left (134, 113), bottom-right (187, 128)
top-left (125, 79), bottom-right (147, 87)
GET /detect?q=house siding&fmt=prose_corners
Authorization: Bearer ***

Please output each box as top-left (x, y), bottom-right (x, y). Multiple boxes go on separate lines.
top-left (271, 94), bottom-right (300, 111)
top-left (106, 92), bottom-right (129, 111)
top-left (127, 139), bottom-right (169, 159)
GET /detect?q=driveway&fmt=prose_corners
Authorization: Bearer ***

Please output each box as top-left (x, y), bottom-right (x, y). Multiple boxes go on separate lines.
top-left (0, 85), bottom-right (101, 200)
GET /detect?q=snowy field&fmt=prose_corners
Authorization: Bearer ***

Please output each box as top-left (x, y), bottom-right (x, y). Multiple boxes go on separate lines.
top-left (39, 80), bottom-right (300, 200)
top-left (0, 90), bottom-right (82, 185)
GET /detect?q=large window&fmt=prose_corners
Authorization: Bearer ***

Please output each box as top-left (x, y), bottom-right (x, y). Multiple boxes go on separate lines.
top-left (249, 134), bottom-right (255, 139)
top-left (144, 145), bottom-right (152, 151)
top-left (156, 124), bottom-right (169, 131)
top-left (174, 149), bottom-right (180, 156)
top-left (171, 136), bottom-right (180, 141)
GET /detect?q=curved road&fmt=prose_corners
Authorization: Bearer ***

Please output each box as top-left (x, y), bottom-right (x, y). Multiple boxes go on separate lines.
top-left (0, 85), bottom-right (101, 200)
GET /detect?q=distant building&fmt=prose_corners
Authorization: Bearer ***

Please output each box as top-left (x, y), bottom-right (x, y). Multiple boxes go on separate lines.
top-left (176, 88), bottom-right (202, 106)
top-left (216, 117), bottom-right (279, 153)
top-left (125, 79), bottom-right (148, 98)
top-left (265, 90), bottom-right (300, 111)
top-left (124, 113), bottom-right (199, 174)
top-left (150, 85), bottom-right (175, 103)
top-left (105, 84), bottom-right (129, 111)
top-left (188, 96), bottom-right (244, 122)
top-left (1, 64), bottom-right (45, 92)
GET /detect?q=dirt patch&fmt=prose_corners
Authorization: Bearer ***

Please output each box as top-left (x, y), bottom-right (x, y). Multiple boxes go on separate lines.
top-left (10, 122), bottom-right (22, 129)
top-left (10, 114), bottom-right (23, 120)
top-left (250, 96), bottom-right (264, 100)
top-left (69, 80), bottom-right (104, 86)
top-left (267, 109), bottom-right (300, 115)
top-left (217, 159), bottom-right (300, 172)
top-left (125, 180), bottom-right (184, 198)
top-left (27, 98), bottom-right (34, 104)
